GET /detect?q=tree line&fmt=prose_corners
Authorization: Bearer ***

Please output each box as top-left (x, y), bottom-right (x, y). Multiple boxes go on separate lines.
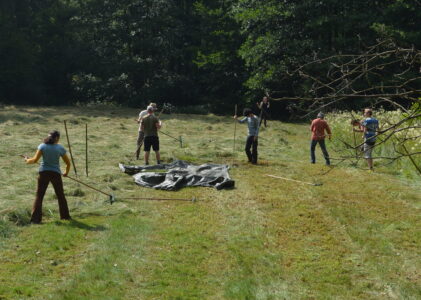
top-left (0, 0), bottom-right (419, 117)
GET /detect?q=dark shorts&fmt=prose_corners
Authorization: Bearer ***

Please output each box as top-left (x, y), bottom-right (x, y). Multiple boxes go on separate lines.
top-left (144, 136), bottom-right (159, 152)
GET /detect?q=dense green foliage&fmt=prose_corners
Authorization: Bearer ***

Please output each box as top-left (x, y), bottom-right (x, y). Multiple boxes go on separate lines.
top-left (0, 0), bottom-right (419, 113)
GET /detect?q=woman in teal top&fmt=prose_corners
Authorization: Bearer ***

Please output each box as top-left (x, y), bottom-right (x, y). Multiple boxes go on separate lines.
top-left (24, 130), bottom-right (71, 224)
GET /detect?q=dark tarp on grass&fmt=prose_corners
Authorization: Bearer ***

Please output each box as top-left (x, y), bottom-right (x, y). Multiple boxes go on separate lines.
top-left (119, 160), bottom-right (235, 191)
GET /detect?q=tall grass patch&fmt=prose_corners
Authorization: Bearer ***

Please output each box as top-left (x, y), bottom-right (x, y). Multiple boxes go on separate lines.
top-left (0, 105), bottom-right (419, 299)
top-left (327, 109), bottom-right (421, 177)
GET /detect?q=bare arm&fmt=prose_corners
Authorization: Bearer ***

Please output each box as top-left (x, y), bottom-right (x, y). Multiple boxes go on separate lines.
top-left (353, 126), bottom-right (364, 133)
top-left (61, 154), bottom-right (71, 176)
top-left (362, 126), bottom-right (368, 138)
top-left (326, 123), bottom-right (332, 139)
top-left (25, 150), bottom-right (42, 164)
top-left (237, 117), bottom-right (247, 123)
top-left (156, 120), bottom-right (162, 130)
top-left (353, 121), bottom-right (363, 132)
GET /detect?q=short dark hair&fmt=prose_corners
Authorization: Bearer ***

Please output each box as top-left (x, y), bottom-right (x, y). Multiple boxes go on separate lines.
top-left (243, 108), bottom-right (253, 116)
top-left (364, 108), bottom-right (373, 116)
top-left (44, 130), bottom-right (60, 144)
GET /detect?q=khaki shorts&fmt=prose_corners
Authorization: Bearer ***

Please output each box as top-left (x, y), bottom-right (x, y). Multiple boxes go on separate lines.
top-left (363, 142), bottom-right (375, 159)
top-left (137, 131), bottom-right (145, 146)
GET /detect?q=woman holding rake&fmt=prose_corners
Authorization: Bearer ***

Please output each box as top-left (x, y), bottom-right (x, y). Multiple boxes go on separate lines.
top-left (23, 130), bottom-right (72, 224)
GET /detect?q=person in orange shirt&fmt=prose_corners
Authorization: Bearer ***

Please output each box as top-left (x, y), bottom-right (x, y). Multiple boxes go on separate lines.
top-left (310, 112), bottom-right (331, 165)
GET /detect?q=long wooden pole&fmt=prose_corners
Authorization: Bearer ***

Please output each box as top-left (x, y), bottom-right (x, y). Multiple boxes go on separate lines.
top-left (85, 123), bottom-right (88, 177)
top-left (66, 176), bottom-right (195, 202)
top-left (64, 120), bottom-right (78, 176)
top-left (265, 174), bottom-right (322, 186)
top-left (233, 104), bottom-right (237, 152)
top-left (121, 196), bottom-right (195, 202)
top-left (353, 130), bottom-right (358, 159)
top-left (66, 175), bottom-right (109, 196)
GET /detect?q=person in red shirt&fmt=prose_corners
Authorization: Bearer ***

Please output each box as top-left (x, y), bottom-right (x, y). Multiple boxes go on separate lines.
top-left (310, 112), bottom-right (332, 165)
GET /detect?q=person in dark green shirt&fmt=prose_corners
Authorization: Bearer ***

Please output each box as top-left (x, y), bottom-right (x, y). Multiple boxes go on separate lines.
top-left (141, 106), bottom-right (162, 165)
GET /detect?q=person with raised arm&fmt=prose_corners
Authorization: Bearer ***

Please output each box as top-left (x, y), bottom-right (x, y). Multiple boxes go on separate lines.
top-left (256, 96), bottom-right (270, 127)
top-left (310, 112), bottom-right (331, 165)
top-left (234, 108), bottom-right (259, 164)
top-left (353, 108), bottom-right (379, 171)
top-left (24, 130), bottom-right (71, 224)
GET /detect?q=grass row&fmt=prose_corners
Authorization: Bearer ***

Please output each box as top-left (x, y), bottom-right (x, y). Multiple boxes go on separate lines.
top-left (0, 106), bottom-right (420, 299)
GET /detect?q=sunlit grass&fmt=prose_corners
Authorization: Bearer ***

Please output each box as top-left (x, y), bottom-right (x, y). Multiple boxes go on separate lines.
top-left (0, 105), bottom-right (420, 299)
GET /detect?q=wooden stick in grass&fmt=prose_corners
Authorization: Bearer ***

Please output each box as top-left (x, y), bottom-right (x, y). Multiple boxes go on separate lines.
top-left (64, 120), bottom-right (78, 177)
top-left (233, 104), bottom-right (237, 152)
top-left (353, 129), bottom-right (359, 159)
top-left (351, 119), bottom-right (360, 159)
top-left (265, 174), bottom-right (322, 186)
top-left (85, 123), bottom-right (88, 177)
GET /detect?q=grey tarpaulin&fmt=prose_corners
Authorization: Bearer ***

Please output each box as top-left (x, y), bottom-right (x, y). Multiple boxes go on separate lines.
top-left (119, 160), bottom-right (235, 190)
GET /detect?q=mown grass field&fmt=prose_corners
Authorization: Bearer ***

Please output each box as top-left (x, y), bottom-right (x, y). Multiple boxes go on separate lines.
top-left (0, 105), bottom-right (420, 300)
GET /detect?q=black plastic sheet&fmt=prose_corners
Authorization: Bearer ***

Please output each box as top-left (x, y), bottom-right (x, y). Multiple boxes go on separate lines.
top-left (119, 160), bottom-right (235, 191)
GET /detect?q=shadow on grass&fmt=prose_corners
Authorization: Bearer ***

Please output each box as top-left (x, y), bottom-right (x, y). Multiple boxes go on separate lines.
top-left (54, 219), bottom-right (107, 232)
top-left (74, 210), bottom-right (128, 219)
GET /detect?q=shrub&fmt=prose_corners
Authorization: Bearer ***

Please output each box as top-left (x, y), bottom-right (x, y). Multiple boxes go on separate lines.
top-left (7, 208), bottom-right (32, 226)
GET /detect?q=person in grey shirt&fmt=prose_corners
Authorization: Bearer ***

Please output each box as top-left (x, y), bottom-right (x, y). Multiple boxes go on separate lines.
top-left (135, 102), bottom-right (157, 159)
top-left (234, 108), bottom-right (259, 164)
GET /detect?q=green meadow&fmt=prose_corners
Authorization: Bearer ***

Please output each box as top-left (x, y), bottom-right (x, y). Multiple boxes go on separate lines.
top-left (0, 106), bottom-right (420, 299)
